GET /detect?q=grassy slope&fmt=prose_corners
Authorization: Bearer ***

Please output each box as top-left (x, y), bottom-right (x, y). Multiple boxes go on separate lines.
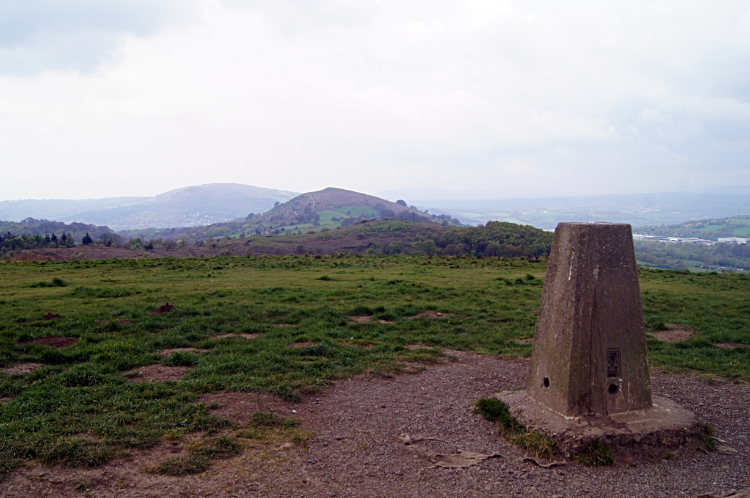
top-left (253, 187), bottom-right (414, 230)
top-left (0, 257), bottom-right (748, 474)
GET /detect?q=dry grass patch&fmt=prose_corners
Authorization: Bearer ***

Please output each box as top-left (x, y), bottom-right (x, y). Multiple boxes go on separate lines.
top-left (650, 324), bottom-right (695, 343)
top-left (125, 365), bottom-right (191, 383)
top-left (714, 343), bottom-right (749, 349)
top-left (159, 348), bottom-right (208, 356)
top-left (212, 333), bottom-right (258, 340)
top-left (406, 311), bottom-right (452, 319)
top-left (288, 341), bottom-right (319, 348)
top-left (1, 362), bottom-right (43, 375)
top-left (22, 336), bottom-right (78, 348)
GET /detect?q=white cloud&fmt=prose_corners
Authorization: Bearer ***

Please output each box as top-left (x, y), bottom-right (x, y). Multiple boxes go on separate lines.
top-left (0, 0), bottom-right (749, 200)
top-left (0, 0), bottom-right (195, 74)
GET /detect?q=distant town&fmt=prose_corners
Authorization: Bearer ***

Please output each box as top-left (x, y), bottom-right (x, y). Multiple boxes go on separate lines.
top-left (632, 234), bottom-right (748, 246)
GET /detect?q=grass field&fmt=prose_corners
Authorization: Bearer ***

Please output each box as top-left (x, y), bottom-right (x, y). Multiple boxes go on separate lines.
top-left (1, 255), bottom-right (748, 475)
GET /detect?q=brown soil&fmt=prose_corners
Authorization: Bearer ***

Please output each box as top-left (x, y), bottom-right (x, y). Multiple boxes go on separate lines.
top-left (406, 311), bottom-right (453, 319)
top-left (650, 324), bottom-right (696, 342)
top-left (275, 323), bottom-right (293, 327)
top-left (0, 362), bottom-right (43, 375)
top-left (159, 348), bottom-right (208, 356)
top-left (528, 309), bottom-right (540, 315)
top-left (200, 392), bottom-right (302, 424)
top-left (0, 396), bottom-right (14, 403)
top-left (42, 313), bottom-right (63, 320)
top-left (288, 342), bottom-right (319, 348)
top-left (148, 303), bottom-right (176, 315)
top-left (339, 342), bottom-right (374, 349)
top-left (124, 365), bottom-right (190, 383)
top-left (516, 338), bottom-right (534, 345)
top-left (212, 333), bottom-right (259, 340)
top-left (23, 336), bottom-right (78, 348)
top-left (714, 343), bottom-right (749, 349)
top-left (2, 353), bottom-right (749, 498)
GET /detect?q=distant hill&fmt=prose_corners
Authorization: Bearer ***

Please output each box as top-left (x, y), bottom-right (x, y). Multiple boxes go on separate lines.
top-left (116, 187), bottom-right (463, 242)
top-left (387, 192), bottom-right (750, 228)
top-left (251, 187), bottom-right (428, 230)
top-left (637, 214), bottom-right (750, 240)
top-left (0, 183), bottom-right (297, 230)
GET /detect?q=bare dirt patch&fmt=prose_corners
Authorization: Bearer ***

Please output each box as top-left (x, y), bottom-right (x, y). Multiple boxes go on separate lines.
top-left (148, 303), bottom-right (176, 315)
top-left (1, 362), bottom-right (43, 375)
top-left (125, 365), bottom-right (190, 383)
top-left (516, 338), bottom-right (534, 345)
top-left (339, 341), bottom-right (374, 349)
top-left (199, 392), bottom-right (301, 425)
top-left (42, 312), bottom-right (63, 320)
top-left (159, 348), bottom-right (208, 356)
top-left (528, 309), bottom-right (540, 315)
top-left (96, 319), bottom-right (133, 325)
top-left (406, 311), bottom-right (452, 319)
top-left (349, 316), bottom-right (394, 324)
top-left (22, 336), bottom-right (78, 348)
top-left (288, 342), bottom-right (319, 348)
top-left (714, 343), bottom-right (749, 349)
top-left (650, 324), bottom-right (696, 343)
top-left (212, 333), bottom-right (259, 340)
top-left (0, 396), bottom-right (14, 403)
top-left (275, 323), bottom-right (293, 327)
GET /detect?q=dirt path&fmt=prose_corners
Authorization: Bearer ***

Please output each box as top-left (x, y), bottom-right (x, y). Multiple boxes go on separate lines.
top-left (2, 352), bottom-right (748, 497)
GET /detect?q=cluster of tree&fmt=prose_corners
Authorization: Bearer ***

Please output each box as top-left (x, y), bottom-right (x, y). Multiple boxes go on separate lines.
top-left (374, 221), bottom-right (553, 258)
top-left (1, 231), bottom-right (76, 254)
top-left (635, 240), bottom-right (750, 271)
top-left (0, 218), bottom-right (114, 243)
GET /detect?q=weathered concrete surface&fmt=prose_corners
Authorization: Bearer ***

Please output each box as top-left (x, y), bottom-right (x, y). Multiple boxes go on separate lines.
top-left (499, 390), bottom-right (697, 457)
top-left (527, 222), bottom-right (652, 416)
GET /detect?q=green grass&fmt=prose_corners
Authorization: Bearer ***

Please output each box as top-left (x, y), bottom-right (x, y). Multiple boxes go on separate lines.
top-left (473, 397), bottom-right (557, 459)
top-left (0, 256), bottom-right (748, 476)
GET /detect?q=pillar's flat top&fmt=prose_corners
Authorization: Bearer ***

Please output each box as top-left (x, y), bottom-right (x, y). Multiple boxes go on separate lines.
top-left (558, 222), bottom-right (631, 226)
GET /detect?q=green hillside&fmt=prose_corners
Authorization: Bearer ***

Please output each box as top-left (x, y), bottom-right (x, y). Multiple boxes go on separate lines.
top-left (249, 187), bottom-right (442, 233)
top-left (639, 214), bottom-right (750, 240)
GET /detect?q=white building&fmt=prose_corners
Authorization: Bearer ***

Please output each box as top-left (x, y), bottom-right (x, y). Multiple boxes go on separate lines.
top-left (718, 237), bottom-right (748, 244)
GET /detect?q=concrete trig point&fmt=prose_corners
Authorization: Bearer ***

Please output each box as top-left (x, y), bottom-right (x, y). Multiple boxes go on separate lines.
top-left (527, 222), bottom-right (652, 416)
top-left (500, 222), bottom-right (696, 456)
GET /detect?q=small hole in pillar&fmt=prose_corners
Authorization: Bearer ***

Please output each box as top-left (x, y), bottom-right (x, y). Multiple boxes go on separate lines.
top-left (608, 384), bottom-right (619, 394)
top-left (543, 378), bottom-right (550, 388)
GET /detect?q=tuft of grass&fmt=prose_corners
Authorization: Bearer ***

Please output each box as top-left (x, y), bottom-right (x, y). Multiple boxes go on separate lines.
top-left (474, 397), bottom-right (557, 459)
top-left (29, 277), bottom-right (67, 288)
top-left (148, 453), bottom-right (211, 476)
top-left (237, 411), bottom-right (313, 447)
top-left (73, 477), bottom-right (93, 492)
top-left (697, 423), bottom-right (717, 453)
top-left (250, 411), bottom-right (298, 428)
top-left (41, 438), bottom-right (111, 467)
top-left (572, 438), bottom-right (615, 466)
top-left (186, 435), bottom-right (240, 459)
top-left (162, 352), bottom-right (200, 367)
top-left (646, 315), bottom-right (668, 331)
top-left (316, 275), bottom-right (333, 281)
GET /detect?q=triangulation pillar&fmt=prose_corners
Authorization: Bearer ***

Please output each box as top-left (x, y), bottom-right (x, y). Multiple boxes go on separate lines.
top-left (526, 222), bottom-right (652, 416)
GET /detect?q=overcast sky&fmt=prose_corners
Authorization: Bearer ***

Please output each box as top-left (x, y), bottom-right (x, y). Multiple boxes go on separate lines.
top-left (1, 0), bottom-right (749, 201)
